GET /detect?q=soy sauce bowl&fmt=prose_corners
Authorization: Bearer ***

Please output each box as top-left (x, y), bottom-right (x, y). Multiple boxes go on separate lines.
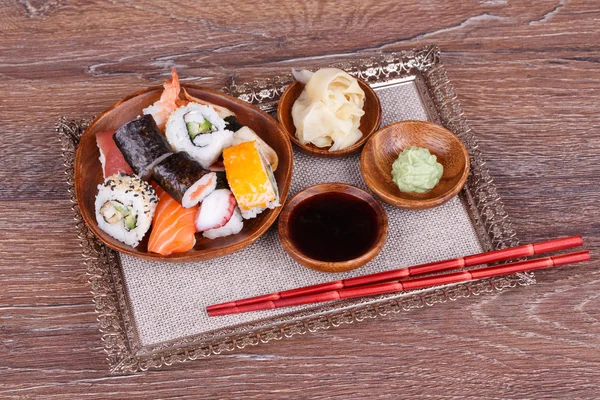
top-left (278, 183), bottom-right (388, 273)
top-left (277, 78), bottom-right (382, 157)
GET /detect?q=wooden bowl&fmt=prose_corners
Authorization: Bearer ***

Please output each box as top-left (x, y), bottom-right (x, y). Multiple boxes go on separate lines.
top-left (75, 85), bottom-right (293, 262)
top-left (278, 183), bottom-right (388, 273)
top-left (360, 120), bottom-right (470, 210)
top-left (277, 77), bottom-right (382, 157)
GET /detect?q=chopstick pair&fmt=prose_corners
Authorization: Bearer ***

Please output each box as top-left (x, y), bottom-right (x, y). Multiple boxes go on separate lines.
top-left (207, 236), bottom-right (589, 316)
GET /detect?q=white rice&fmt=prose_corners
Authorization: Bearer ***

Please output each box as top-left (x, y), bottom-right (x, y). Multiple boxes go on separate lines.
top-left (165, 103), bottom-right (233, 168)
top-left (94, 174), bottom-right (157, 247)
top-left (98, 149), bottom-right (107, 178)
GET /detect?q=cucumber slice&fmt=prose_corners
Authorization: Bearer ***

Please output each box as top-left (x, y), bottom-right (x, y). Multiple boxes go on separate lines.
top-left (187, 119), bottom-right (213, 140)
top-left (124, 213), bottom-right (137, 231)
top-left (187, 121), bottom-right (201, 139)
top-left (199, 119), bottom-right (213, 133)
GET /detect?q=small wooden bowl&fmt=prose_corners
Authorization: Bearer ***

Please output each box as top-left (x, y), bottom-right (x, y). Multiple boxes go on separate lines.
top-left (75, 85), bottom-right (293, 262)
top-left (277, 77), bottom-right (382, 157)
top-left (360, 120), bottom-right (470, 210)
top-left (278, 183), bottom-right (388, 273)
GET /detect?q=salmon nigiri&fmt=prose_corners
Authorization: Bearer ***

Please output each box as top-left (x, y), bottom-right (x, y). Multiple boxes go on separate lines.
top-left (147, 184), bottom-right (198, 255)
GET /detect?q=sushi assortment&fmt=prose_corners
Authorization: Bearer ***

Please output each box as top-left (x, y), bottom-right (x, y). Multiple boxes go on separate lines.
top-left (93, 69), bottom-right (280, 255)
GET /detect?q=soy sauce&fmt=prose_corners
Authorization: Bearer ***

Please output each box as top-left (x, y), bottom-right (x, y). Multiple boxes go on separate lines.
top-left (288, 192), bottom-right (379, 262)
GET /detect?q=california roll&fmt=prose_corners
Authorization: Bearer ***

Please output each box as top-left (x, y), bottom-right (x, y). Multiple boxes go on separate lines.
top-left (165, 103), bottom-right (233, 169)
top-left (95, 173), bottom-right (158, 247)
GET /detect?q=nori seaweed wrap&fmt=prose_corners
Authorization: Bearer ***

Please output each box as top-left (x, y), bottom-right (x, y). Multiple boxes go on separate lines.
top-left (224, 115), bottom-right (244, 132)
top-left (215, 171), bottom-right (230, 190)
top-left (114, 115), bottom-right (173, 179)
top-left (152, 152), bottom-right (217, 208)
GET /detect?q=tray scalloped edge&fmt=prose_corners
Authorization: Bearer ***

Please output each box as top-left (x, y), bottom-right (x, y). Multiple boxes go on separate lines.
top-left (57, 45), bottom-right (534, 374)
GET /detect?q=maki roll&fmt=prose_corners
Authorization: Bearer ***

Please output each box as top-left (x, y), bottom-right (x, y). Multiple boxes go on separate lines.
top-left (224, 115), bottom-right (244, 132)
top-left (113, 115), bottom-right (173, 179)
top-left (95, 173), bottom-right (158, 247)
top-left (152, 152), bottom-right (217, 208)
top-left (223, 141), bottom-right (280, 219)
top-left (165, 103), bottom-right (233, 169)
top-left (215, 171), bottom-right (229, 190)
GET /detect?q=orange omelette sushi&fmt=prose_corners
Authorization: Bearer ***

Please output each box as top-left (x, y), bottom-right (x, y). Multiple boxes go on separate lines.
top-left (222, 141), bottom-right (279, 219)
top-left (147, 184), bottom-right (198, 255)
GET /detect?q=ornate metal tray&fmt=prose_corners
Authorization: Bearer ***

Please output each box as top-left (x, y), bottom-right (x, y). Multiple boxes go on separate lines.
top-left (57, 45), bottom-right (534, 374)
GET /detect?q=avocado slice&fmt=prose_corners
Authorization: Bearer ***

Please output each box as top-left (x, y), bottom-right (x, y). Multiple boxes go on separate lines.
top-left (187, 121), bottom-right (201, 139)
top-left (187, 119), bottom-right (214, 140)
top-left (100, 200), bottom-right (137, 231)
top-left (199, 119), bottom-right (213, 133)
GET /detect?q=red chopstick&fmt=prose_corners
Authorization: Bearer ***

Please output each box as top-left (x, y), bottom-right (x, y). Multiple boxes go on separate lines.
top-left (207, 236), bottom-right (583, 313)
top-left (208, 250), bottom-right (590, 316)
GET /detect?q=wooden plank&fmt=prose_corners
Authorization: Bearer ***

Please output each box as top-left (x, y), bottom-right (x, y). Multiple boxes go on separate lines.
top-left (1, 0), bottom-right (599, 398)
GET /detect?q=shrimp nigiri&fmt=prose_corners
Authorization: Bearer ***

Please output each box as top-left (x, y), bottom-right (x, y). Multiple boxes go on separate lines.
top-left (142, 69), bottom-right (181, 132)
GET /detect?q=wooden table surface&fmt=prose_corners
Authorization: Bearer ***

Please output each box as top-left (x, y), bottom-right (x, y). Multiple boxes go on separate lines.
top-left (2, 1), bottom-right (599, 398)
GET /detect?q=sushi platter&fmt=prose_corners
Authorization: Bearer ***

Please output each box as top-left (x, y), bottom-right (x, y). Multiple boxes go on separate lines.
top-left (59, 46), bottom-right (535, 373)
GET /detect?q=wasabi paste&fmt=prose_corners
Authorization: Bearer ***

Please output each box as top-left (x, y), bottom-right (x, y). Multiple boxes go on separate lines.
top-left (391, 146), bottom-right (443, 193)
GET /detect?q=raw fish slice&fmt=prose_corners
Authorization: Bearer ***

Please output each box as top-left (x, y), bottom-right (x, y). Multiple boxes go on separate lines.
top-left (96, 130), bottom-right (134, 178)
top-left (147, 185), bottom-right (198, 255)
top-left (195, 189), bottom-right (236, 232)
top-left (208, 159), bottom-right (225, 172)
